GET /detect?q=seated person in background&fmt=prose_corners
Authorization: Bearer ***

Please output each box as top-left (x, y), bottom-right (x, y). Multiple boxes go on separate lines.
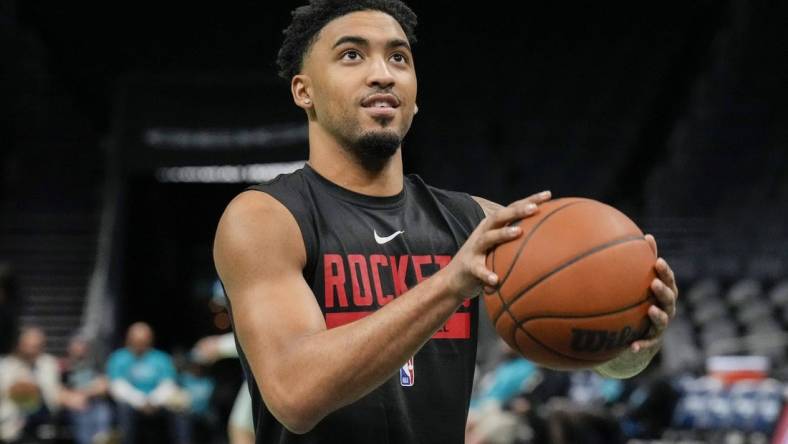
top-left (192, 332), bottom-right (254, 444)
top-left (465, 339), bottom-right (541, 444)
top-left (176, 358), bottom-right (217, 444)
top-left (60, 335), bottom-right (113, 444)
top-left (0, 327), bottom-right (62, 443)
top-left (106, 322), bottom-right (187, 444)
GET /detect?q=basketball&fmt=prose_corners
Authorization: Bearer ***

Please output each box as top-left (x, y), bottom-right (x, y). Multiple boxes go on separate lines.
top-left (483, 198), bottom-right (657, 370)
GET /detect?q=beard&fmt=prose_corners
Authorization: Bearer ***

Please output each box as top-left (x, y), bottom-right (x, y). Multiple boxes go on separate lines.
top-left (322, 102), bottom-right (408, 172)
top-left (345, 130), bottom-right (402, 172)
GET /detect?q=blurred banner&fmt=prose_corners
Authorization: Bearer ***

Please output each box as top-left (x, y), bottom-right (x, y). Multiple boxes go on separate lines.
top-left (113, 73), bottom-right (308, 173)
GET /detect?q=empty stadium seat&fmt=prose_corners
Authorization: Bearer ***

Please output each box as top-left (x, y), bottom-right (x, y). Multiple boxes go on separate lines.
top-left (686, 278), bottom-right (722, 307)
top-left (744, 334), bottom-right (787, 362)
top-left (726, 279), bottom-right (763, 307)
top-left (662, 317), bottom-right (703, 372)
top-left (736, 303), bottom-right (774, 325)
top-left (744, 319), bottom-right (782, 335)
top-left (699, 319), bottom-right (738, 351)
top-left (769, 280), bottom-right (788, 306)
top-left (692, 303), bottom-right (729, 326)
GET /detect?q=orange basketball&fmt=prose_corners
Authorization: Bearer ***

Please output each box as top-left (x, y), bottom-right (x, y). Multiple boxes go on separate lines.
top-left (483, 197), bottom-right (657, 370)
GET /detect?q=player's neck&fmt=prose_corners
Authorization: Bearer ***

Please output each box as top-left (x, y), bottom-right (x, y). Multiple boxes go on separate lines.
top-left (308, 128), bottom-right (404, 198)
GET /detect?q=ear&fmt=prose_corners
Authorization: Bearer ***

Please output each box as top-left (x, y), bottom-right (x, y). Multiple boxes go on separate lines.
top-left (414, 104), bottom-right (419, 114)
top-left (291, 74), bottom-right (313, 110)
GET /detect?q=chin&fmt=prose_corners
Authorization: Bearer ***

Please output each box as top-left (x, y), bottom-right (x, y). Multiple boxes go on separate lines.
top-left (356, 124), bottom-right (398, 138)
top-left (368, 117), bottom-right (397, 129)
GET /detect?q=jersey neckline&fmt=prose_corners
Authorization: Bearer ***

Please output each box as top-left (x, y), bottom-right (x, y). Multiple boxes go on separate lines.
top-left (302, 163), bottom-right (406, 209)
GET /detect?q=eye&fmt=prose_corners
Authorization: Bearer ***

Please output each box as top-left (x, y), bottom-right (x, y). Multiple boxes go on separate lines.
top-left (341, 50), bottom-right (362, 61)
top-left (391, 53), bottom-right (408, 64)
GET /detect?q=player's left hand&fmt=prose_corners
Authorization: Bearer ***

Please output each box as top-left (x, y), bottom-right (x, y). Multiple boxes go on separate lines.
top-left (629, 234), bottom-right (678, 353)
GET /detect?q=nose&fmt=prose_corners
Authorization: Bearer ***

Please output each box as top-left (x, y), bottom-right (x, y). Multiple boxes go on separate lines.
top-left (366, 56), bottom-right (395, 89)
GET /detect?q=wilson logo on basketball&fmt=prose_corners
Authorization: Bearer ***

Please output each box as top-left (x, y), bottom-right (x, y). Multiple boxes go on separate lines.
top-left (569, 326), bottom-right (637, 352)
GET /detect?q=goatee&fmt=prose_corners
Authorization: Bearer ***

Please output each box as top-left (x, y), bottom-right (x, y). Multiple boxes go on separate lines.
top-left (347, 131), bottom-right (401, 172)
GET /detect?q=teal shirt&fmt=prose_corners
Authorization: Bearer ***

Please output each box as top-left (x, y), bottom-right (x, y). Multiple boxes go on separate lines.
top-left (471, 358), bottom-right (537, 409)
top-left (106, 348), bottom-right (176, 394)
top-left (179, 373), bottom-right (215, 415)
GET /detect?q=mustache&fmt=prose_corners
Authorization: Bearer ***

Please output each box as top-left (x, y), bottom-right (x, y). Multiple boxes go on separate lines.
top-left (361, 88), bottom-right (401, 103)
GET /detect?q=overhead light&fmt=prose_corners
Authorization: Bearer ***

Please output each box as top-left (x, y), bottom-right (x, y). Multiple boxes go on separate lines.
top-left (155, 161), bottom-right (306, 183)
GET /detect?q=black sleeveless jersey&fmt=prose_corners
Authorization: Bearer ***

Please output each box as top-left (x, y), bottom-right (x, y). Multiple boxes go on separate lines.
top-left (234, 164), bottom-right (485, 444)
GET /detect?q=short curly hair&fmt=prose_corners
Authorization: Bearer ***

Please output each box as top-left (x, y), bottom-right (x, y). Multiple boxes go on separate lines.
top-left (276, 0), bottom-right (418, 80)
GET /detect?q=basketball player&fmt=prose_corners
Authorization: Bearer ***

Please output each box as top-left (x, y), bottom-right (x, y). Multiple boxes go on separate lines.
top-left (213, 1), bottom-right (679, 442)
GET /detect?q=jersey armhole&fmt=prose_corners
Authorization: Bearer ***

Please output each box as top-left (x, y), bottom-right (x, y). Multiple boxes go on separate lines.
top-left (244, 187), bottom-right (319, 282)
top-left (464, 193), bottom-right (486, 224)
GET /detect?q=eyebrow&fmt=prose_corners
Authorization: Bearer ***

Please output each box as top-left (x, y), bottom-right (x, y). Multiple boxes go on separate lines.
top-left (332, 35), bottom-right (411, 52)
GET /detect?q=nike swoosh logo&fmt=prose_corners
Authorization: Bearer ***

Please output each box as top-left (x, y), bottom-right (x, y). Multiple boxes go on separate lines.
top-left (374, 229), bottom-right (405, 244)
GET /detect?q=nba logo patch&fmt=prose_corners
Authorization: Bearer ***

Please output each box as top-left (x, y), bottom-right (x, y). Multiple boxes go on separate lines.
top-left (400, 357), bottom-right (415, 387)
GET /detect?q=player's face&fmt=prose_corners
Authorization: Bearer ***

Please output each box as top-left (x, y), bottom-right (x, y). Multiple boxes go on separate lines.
top-left (301, 10), bottom-right (418, 150)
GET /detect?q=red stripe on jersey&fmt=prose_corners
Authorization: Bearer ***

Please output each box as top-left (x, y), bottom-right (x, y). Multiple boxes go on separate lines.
top-left (325, 312), bottom-right (471, 339)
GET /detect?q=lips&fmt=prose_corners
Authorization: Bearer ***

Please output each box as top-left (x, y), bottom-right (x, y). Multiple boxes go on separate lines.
top-left (361, 93), bottom-right (400, 109)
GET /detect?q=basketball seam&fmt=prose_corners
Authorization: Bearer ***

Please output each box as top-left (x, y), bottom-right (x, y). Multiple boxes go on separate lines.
top-left (515, 291), bottom-right (654, 368)
top-left (491, 200), bottom-right (587, 313)
top-left (498, 200), bottom-right (587, 288)
top-left (493, 235), bottom-right (646, 343)
top-left (506, 235), bottom-right (647, 315)
top-left (494, 234), bottom-right (646, 327)
top-left (516, 296), bottom-right (653, 363)
top-left (517, 293), bottom-right (653, 325)
top-left (520, 329), bottom-right (611, 364)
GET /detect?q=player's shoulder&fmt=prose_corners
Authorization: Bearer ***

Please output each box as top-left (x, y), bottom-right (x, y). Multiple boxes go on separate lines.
top-left (214, 189), bottom-right (306, 271)
top-left (218, 190), bottom-right (297, 238)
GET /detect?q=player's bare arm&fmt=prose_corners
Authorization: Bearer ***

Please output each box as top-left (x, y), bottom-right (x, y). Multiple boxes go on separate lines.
top-left (214, 189), bottom-right (550, 433)
top-left (471, 194), bottom-right (678, 379)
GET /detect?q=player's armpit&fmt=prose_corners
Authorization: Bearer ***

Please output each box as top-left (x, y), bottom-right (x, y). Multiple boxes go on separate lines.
top-left (213, 191), bottom-right (327, 433)
top-left (471, 195), bottom-right (504, 218)
top-left (472, 191), bottom-right (552, 219)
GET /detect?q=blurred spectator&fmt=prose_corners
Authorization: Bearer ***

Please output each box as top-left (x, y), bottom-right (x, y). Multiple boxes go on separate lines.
top-left (536, 371), bottom-right (626, 444)
top-left (0, 264), bottom-right (19, 354)
top-left (0, 326), bottom-right (61, 443)
top-left (60, 336), bottom-right (113, 444)
top-left (466, 341), bottom-right (540, 444)
top-left (106, 322), bottom-right (187, 444)
top-left (469, 347), bottom-right (538, 411)
top-left (466, 338), bottom-right (634, 444)
top-left (177, 359), bottom-right (216, 444)
top-left (567, 370), bottom-right (624, 406)
top-left (193, 333), bottom-right (254, 444)
top-left (226, 382), bottom-right (254, 444)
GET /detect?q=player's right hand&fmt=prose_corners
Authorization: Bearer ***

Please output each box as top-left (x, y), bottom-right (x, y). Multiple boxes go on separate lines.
top-left (444, 191), bottom-right (551, 300)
